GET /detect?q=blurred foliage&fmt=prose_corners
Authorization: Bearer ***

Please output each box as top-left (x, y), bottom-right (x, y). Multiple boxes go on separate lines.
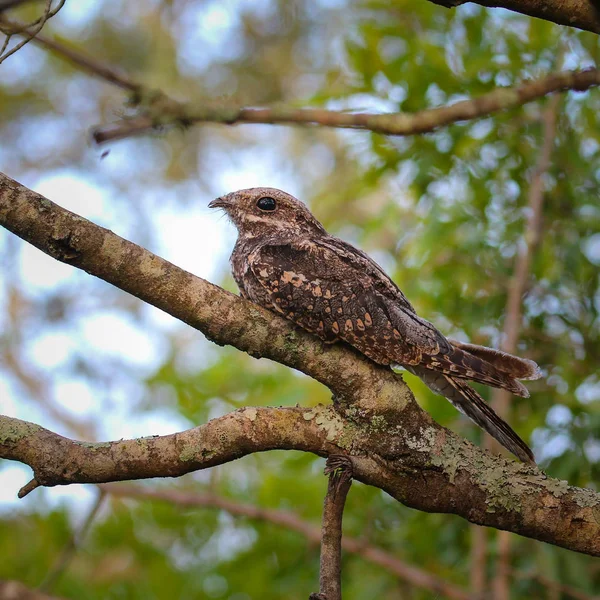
top-left (1, 0), bottom-right (600, 598)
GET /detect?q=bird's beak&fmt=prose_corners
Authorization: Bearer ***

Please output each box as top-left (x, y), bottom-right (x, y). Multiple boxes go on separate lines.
top-left (208, 196), bottom-right (231, 209)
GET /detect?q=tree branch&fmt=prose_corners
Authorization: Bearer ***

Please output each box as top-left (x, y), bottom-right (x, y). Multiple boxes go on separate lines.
top-left (1, 171), bottom-right (600, 557)
top-left (0, 0), bottom-right (65, 65)
top-left (0, 15), bottom-right (141, 91)
top-left (90, 69), bottom-right (600, 144)
top-left (428, 0), bottom-right (600, 35)
top-left (311, 456), bottom-right (353, 600)
top-left (0, 408), bottom-right (335, 495)
top-left (1, 17), bottom-right (597, 144)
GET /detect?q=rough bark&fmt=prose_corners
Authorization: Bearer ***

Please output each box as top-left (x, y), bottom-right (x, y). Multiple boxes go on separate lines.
top-left (1, 171), bottom-right (600, 557)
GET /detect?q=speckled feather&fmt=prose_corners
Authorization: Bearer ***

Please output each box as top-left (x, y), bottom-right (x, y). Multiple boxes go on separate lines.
top-left (210, 187), bottom-right (541, 463)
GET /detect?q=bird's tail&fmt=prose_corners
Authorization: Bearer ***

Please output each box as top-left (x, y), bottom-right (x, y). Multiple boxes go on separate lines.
top-left (411, 368), bottom-right (535, 464)
top-left (448, 340), bottom-right (542, 380)
top-left (419, 341), bottom-right (542, 398)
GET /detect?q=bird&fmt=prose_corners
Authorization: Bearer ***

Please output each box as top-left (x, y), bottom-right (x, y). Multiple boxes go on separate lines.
top-left (209, 187), bottom-right (541, 463)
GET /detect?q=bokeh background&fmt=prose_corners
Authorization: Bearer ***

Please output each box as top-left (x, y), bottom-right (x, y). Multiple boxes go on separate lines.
top-left (1, 0), bottom-right (599, 598)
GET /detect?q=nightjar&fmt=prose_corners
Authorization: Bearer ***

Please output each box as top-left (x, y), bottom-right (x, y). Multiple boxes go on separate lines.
top-left (209, 187), bottom-right (541, 463)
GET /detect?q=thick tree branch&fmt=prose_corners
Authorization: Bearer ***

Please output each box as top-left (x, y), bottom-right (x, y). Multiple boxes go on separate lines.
top-left (0, 407), bottom-right (337, 495)
top-left (428, 0), bottom-right (600, 35)
top-left (1, 172), bottom-right (600, 557)
top-left (3, 407), bottom-right (600, 558)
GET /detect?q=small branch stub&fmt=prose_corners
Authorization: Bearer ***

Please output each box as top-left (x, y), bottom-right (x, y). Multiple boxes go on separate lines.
top-left (18, 478), bottom-right (40, 498)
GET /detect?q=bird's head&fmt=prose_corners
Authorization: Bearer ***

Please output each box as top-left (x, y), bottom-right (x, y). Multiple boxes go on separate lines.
top-left (209, 187), bottom-right (326, 239)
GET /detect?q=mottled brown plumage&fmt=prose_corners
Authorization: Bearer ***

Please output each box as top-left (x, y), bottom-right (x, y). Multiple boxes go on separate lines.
top-left (209, 187), bottom-right (542, 463)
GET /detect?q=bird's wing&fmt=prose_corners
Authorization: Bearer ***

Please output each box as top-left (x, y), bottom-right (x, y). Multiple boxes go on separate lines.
top-left (246, 238), bottom-right (451, 366)
top-left (315, 241), bottom-right (535, 395)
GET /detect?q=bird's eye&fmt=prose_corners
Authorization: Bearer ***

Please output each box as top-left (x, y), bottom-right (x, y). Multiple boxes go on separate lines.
top-left (256, 197), bottom-right (277, 211)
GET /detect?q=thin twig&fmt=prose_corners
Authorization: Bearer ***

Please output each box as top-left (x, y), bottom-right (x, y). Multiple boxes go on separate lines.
top-left (38, 490), bottom-right (107, 592)
top-left (91, 68), bottom-right (599, 144)
top-left (0, 0), bottom-right (64, 65)
top-left (499, 94), bottom-right (560, 360)
top-left (18, 478), bottom-right (39, 498)
top-left (470, 526), bottom-right (487, 596)
top-left (0, 14), bottom-right (140, 91)
top-left (0, 26), bottom-right (10, 54)
top-left (310, 455), bottom-right (353, 600)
